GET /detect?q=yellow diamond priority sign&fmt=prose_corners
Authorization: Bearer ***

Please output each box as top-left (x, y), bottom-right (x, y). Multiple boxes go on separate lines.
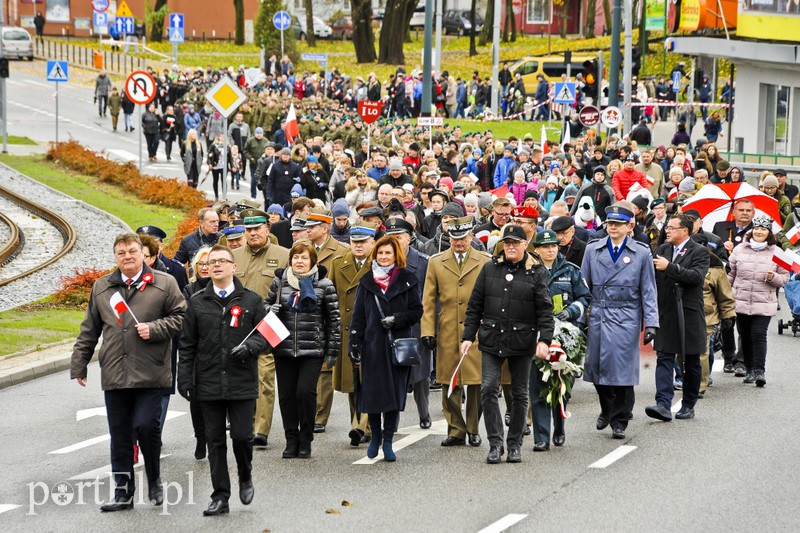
top-left (205, 77), bottom-right (247, 119)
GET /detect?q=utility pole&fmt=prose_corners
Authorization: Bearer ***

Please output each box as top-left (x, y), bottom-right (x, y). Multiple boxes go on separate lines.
top-left (623, 0), bottom-right (633, 133)
top-left (0, 1), bottom-right (7, 154)
top-left (434, 0), bottom-right (443, 74)
top-left (490, 0), bottom-right (501, 115)
top-left (421, 0), bottom-right (434, 116)
top-left (608, 0), bottom-right (622, 108)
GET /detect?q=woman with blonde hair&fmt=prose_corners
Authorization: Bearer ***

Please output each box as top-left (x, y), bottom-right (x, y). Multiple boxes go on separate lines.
top-left (181, 128), bottom-right (204, 188)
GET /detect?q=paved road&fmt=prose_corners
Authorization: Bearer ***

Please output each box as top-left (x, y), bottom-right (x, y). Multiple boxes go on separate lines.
top-left (1, 311), bottom-right (799, 530)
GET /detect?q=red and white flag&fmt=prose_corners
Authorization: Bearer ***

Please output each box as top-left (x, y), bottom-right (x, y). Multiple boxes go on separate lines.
top-left (110, 291), bottom-right (139, 325)
top-left (447, 351), bottom-right (468, 398)
top-left (786, 225), bottom-right (800, 246)
top-left (646, 174), bottom-right (655, 186)
top-left (540, 124), bottom-right (549, 155)
top-left (772, 248), bottom-right (800, 273)
top-left (667, 189), bottom-right (678, 202)
top-left (285, 103), bottom-right (299, 146)
top-left (255, 311), bottom-right (291, 348)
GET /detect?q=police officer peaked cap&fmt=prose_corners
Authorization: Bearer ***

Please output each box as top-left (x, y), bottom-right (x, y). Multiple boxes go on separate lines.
top-left (135, 225), bottom-right (167, 241)
top-left (383, 217), bottom-right (414, 235)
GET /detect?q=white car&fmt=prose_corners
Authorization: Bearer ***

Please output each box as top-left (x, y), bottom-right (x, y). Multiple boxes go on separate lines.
top-left (2, 27), bottom-right (33, 61)
top-left (292, 15), bottom-right (332, 40)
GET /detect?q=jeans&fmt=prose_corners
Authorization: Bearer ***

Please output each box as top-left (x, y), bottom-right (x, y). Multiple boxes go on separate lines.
top-left (124, 113), bottom-right (134, 131)
top-left (249, 163), bottom-right (259, 199)
top-left (98, 94), bottom-right (108, 116)
top-left (655, 351), bottom-right (701, 409)
top-left (455, 102), bottom-right (465, 119)
top-left (737, 313), bottom-right (771, 372)
top-left (200, 399), bottom-right (255, 502)
top-left (231, 171), bottom-right (241, 190)
top-left (481, 352), bottom-right (531, 449)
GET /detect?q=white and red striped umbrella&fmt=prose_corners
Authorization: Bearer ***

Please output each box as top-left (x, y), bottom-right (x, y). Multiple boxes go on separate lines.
top-left (681, 182), bottom-right (782, 233)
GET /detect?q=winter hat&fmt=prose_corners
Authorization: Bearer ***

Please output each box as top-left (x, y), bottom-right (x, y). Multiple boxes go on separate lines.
top-left (307, 154), bottom-right (319, 164)
top-left (761, 175), bottom-right (779, 189)
top-left (494, 141), bottom-right (504, 154)
top-left (514, 170), bottom-right (526, 180)
top-left (563, 184), bottom-right (579, 199)
top-left (478, 192), bottom-right (494, 210)
top-left (679, 177), bottom-right (696, 192)
top-left (549, 161), bottom-right (562, 171)
top-left (441, 201), bottom-right (465, 219)
top-left (439, 177), bottom-right (454, 191)
top-left (631, 195), bottom-right (650, 212)
top-left (254, 127), bottom-right (264, 134)
top-left (332, 198), bottom-right (350, 218)
top-left (267, 204), bottom-right (285, 217)
top-left (463, 193), bottom-right (479, 206)
top-left (546, 176), bottom-right (559, 185)
top-left (504, 144), bottom-right (515, 153)
top-left (473, 147), bottom-right (483, 157)
top-left (388, 158), bottom-right (403, 171)
top-left (524, 189), bottom-right (539, 200)
top-left (576, 196), bottom-right (596, 222)
top-left (290, 184), bottom-right (304, 198)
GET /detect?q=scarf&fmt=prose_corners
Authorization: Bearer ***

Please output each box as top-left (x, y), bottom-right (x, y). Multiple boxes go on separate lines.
top-left (286, 265), bottom-right (319, 312)
top-left (372, 262), bottom-right (397, 293)
top-left (750, 240), bottom-right (768, 251)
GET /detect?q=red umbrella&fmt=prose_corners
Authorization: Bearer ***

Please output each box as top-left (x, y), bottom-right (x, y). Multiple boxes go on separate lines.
top-left (681, 182), bottom-right (782, 233)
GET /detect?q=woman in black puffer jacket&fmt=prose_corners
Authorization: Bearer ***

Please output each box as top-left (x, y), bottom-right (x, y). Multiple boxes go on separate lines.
top-left (266, 240), bottom-right (341, 459)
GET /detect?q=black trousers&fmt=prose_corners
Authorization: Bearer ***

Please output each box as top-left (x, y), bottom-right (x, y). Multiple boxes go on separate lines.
top-left (482, 352), bottom-right (531, 449)
top-left (190, 397), bottom-right (206, 440)
top-left (274, 356), bottom-right (322, 447)
top-left (721, 319), bottom-right (744, 367)
top-left (104, 388), bottom-right (163, 499)
top-left (211, 168), bottom-right (224, 199)
top-left (594, 384), bottom-right (635, 431)
top-left (200, 399), bottom-right (255, 502)
top-left (737, 313), bottom-right (771, 372)
top-left (144, 133), bottom-right (159, 158)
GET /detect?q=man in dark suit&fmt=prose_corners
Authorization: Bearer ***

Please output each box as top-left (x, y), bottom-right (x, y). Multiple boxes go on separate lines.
top-left (551, 216), bottom-right (586, 266)
top-left (645, 214), bottom-right (710, 421)
top-left (270, 197), bottom-right (314, 249)
top-left (710, 198), bottom-right (754, 375)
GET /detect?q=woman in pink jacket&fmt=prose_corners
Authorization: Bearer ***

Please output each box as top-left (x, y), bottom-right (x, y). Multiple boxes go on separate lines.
top-left (727, 216), bottom-right (789, 387)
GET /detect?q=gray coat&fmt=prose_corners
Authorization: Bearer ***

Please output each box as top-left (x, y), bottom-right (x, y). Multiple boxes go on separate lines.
top-left (205, 113), bottom-right (226, 141)
top-left (182, 139), bottom-right (204, 176)
top-left (581, 237), bottom-right (659, 386)
top-left (95, 74), bottom-right (112, 97)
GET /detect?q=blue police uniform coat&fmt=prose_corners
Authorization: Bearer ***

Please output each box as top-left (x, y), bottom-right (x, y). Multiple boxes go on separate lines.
top-left (581, 237), bottom-right (659, 386)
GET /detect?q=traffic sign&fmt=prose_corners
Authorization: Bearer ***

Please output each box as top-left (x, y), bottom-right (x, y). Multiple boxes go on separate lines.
top-left (301, 53), bottom-right (328, 62)
top-left (169, 27), bottom-right (184, 43)
top-left (116, 0), bottom-right (133, 17)
top-left (93, 11), bottom-right (108, 28)
top-left (92, 0), bottom-right (109, 13)
top-left (169, 13), bottom-right (184, 28)
top-left (417, 116), bottom-right (443, 127)
top-left (672, 70), bottom-right (681, 93)
top-left (115, 16), bottom-right (134, 34)
top-left (554, 82), bottom-right (577, 104)
top-left (600, 106), bottom-right (623, 128)
top-left (578, 105), bottom-right (600, 127)
top-left (273, 10), bottom-right (291, 31)
top-left (46, 60), bottom-right (68, 82)
top-left (205, 77), bottom-right (247, 118)
top-left (358, 101), bottom-right (383, 125)
top-left (125, 70), bottom-right (157, 105)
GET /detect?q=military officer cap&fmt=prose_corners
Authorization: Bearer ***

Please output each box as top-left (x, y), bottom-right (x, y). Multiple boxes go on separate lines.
top-left (350, 222), bottom-right (378, 241)
top-left (290, 217), bottom-right (308, 232)
top-left (605, 204), bottom-right (634, 223)
top-left (533, 229), bottom-right (559, 246)
top-left (501, 224), bottom-right (528, 242)
top-left (511, 205), bottom-right (540, 220)
top-left (223, 225), bottom-right (246, 240)
top-left (243, 210), bottom-right (269, 228)
top-left (384, 217), bottom-right (415, 236)
top-left (550, 216), bottom-right (575, 232)
top-left (235, 198), bottom-right (261, 213)
top-left (360, 206), bottom-right (385, 220)
top-left (305, 208), bottom-right (334, 226)
top-left (448, 216), bottom-right (475, 239)
top-left (135, 225), bottom-right (167, 241)
top-left (650, 197), bottom-right (666, 208)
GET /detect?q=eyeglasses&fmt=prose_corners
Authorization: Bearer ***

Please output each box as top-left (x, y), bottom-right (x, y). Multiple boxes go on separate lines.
top-left (494, 212), bottom-right (512, 218)
top-left (207, 258), bottom-right (234, 266)
top-left (665, 225), bottom-right (684, 231)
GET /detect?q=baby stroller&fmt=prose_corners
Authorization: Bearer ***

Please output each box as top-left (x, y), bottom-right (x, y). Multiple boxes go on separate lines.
top-left (778, 274), bottom-right (800, 336)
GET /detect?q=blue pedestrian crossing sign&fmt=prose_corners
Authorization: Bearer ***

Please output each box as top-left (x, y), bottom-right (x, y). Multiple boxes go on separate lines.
top-left (672, 71), bottom-right (681, 92)
top-left (115, 16), bottom-right (134, 34)
top-left (169, 13), bottom-right (184, 29)
top-left (169, 27), bottom-right (184, 43)
top-left (273, 11), bottom-right (291, 31)
top-left (554, 82), bottom-right (576, 104)
top-left (46, 60), bottom-right (69, 83)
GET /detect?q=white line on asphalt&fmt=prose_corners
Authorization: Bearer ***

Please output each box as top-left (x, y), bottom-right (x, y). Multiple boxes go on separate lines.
top-left (352, 432), bottom-right (429, 464)
top-left (49, 434), bottom-right (110, 455)
top-left (478, 513), bottom-right (529, 533)
top-left (70, 454), bottom-right (170, 480)
top-left (588, 445), bottom-right (637, 469)
top-left (107, 148), bottom-right (137, 161)
top-left (0, 504), bottom-right (21, 514)
top-left (712, 358), bottom-right (723, 373)
top-left (671, 400), bottom-right (682, 413)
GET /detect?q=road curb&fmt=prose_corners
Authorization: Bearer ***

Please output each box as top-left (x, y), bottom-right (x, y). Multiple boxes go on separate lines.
top-left (0, 342), bottom-right (98, 391)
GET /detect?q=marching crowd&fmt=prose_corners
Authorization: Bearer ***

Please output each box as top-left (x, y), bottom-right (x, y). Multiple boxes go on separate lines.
top-left (74, 66), bottom-right (787, 515)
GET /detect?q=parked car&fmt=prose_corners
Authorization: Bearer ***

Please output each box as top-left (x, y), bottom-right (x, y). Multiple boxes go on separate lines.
top-left (442, 10), bottom-right (484, 36)
top-left (330, 16), bottom-right (353, 40)
top-left (292, 15), bottom-right (333, 40)
top-left (409, 6), bottom-right (426, 28)
top-left (2, 26), bottom-right (33, 61)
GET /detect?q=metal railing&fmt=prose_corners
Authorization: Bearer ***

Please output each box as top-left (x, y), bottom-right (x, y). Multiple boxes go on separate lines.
top-left (33, 38), bottom-right (145, 75)
top-left (721, 152), bottom-right (800, 168)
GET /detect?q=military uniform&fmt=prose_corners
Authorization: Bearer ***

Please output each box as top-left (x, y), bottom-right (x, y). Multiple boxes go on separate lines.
top-left (231, 221), bottom-right (290, 442)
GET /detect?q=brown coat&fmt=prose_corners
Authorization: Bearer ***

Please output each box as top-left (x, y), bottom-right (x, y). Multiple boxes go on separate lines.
top-left (421, 246), bottom-right (491, 385)
top-left (704, 259), bottom-right (736, 326)
top-left (330, 251), bottom-right (371, 393)
top-left (71, 267), bottom-right (186, 391)
top-left (314, 235), bottom-right (348, 372)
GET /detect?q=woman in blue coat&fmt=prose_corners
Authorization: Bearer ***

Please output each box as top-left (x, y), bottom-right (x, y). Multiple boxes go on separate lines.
top-left (349, 235), bottom-right (424, 462)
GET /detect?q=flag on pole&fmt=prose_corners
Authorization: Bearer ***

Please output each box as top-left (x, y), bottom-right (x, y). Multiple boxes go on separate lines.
top-left (667, 189), bottom-right (678, 202)
top-left (109, 291), bottom-right (139, 325)
top-left (540, 124), bottom-right (549, 155)
top-left (255, 311), bottom-right (291, 348)
top-left (447, 351), bottom-right (469, 398)
top-left (786, 225), bottom-right (800, 246)
top-left (561, 122), bottom-right (570, 149)
top-left (646, 174), bottom-right (655, 186)
top-left (391, 131), bottom-right (398, 147)
top-left (772, 248), bottom-right (800, 273)
top-left (489, 184), bottom-right (509, 199)
top-left (285, 103), bottom-right (299, 146)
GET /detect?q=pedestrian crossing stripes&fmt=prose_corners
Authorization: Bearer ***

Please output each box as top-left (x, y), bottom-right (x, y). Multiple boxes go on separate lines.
top-left (588, 445), bottom-right (637, 468)
top-left (0, 504), bottom-right (21, 515)
top-left (71, 454), bottom-right (170, 480)
top-left (479, 513), bottom-right (529, 533)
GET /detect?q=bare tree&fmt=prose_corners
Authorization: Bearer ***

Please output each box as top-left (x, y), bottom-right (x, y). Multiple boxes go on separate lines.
top-left (304, 0), bottom-right (317, 47)
top-left (234, 0), bottom-right (245, 45)
top-left (379, 0), bottom-right (417, 65)
top-left (351, 0), bottom-right (377, 62)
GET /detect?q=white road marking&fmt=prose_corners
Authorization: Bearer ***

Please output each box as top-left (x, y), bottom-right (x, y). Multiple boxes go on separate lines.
top-left (353, 419), bottom-right (448, 465)
top-left (671, 400), bottom-right (682, 413)
top-left (49, 434), bottom-right (110, 455)
top-left (712, 358), bottom-right (723, 373)
top-left (478, 513), bottom-right (529, 533)
top-left (107, 148), bottom-right (138, 161)
top-left (0, 504), bottom-right (21, 514)
top-left (588, 445), bottom-right (637, 469)
top-left (70, 454), bottom-right (170, 480)
top-left (76, 407), bottom-right (107, 421)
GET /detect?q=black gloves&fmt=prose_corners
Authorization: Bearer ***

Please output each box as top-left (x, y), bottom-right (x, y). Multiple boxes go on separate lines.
top-left (349, 346), bottom-right (361, 366)
top-left (178, 386), bottom-right (193, 401)
top-left (642, 327), bottom-right (658, 344)
top-left (721, 317), bottom-right (734, 332)
top-left (325, 355), bottom-right (337, 369)
top-left (380, 316), bottom-right (396, 329)
top-left (421, 336), bottom-right (436, 350)
top-left (230, 344), bottom-right (251, 363)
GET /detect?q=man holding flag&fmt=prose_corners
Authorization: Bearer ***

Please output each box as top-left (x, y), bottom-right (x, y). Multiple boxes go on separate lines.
top-left (71, 233), bottom-right (186, 512)
top-left (422, 216), bottom-right (491, 447)
top-left (179, 244), bottom-right (268, 516)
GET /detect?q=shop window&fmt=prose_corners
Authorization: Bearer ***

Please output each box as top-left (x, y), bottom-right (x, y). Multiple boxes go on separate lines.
top-left (527, 0), bottom-right (551, 23)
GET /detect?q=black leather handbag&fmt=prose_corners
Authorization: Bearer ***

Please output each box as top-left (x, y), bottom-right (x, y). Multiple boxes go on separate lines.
top-left (374, 294), bottom-right (421, 367)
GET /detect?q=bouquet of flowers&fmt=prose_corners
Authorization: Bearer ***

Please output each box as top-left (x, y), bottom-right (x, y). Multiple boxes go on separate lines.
top-left (534, 319), bottom-right (586, 419)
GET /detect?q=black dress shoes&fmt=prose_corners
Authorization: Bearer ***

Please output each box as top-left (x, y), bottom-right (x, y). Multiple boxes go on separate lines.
top-left (523, 424), bottom-right (532, 436)
top-left (755, 370), bottom-right (766, 387)
top-left (612, 427), bottom-right (625, 439)
top-left (734, 366), bottom-right (747, 377)
top-left (596, 414), bottom-right (609, 430)
top-left (486, 445), bottom-right (504, 464)
top-left (441, 436), bottom-right (466, 447)
top-left (468, 433), bottom-right (482, 447)
top-left (553, 433), bottom-right (565, 447)
top-left (100, 497), bottom-right (133, 512)
top-left (723, 363), bottom-right (734, 373)
top-left (149, 479), bottom-right (163, 506)
top-left (419, 416), bottom-right (432, 429)
top-left (313, 424), bottom-right (326, 433)
top-left (239, 479), bottom-right (254, 505)
top-left (743, 371), bottom-right (755, 384)
top-left (282, 443), bottom-right (299, 459)
top-left (506, 447), bottom-right (522, 463)
top-left (645, 404), bottom-right (673, 421)
top-left (251, 434), bottom-right (268, 447)
top-left (675, 407), bottom-right (695, 420)
top-left (349, 429), bottom-right (365, 447)
top-left (298, 443), bottom-right (311, 458)
top-left (194, 439), bottom-right (207, 460)
top-left (203, 500), bottom-right (229, 516)
top-left (533, 441), bottom-right (550, 452)
top-left (504, 412), bottom-right (511, 427)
